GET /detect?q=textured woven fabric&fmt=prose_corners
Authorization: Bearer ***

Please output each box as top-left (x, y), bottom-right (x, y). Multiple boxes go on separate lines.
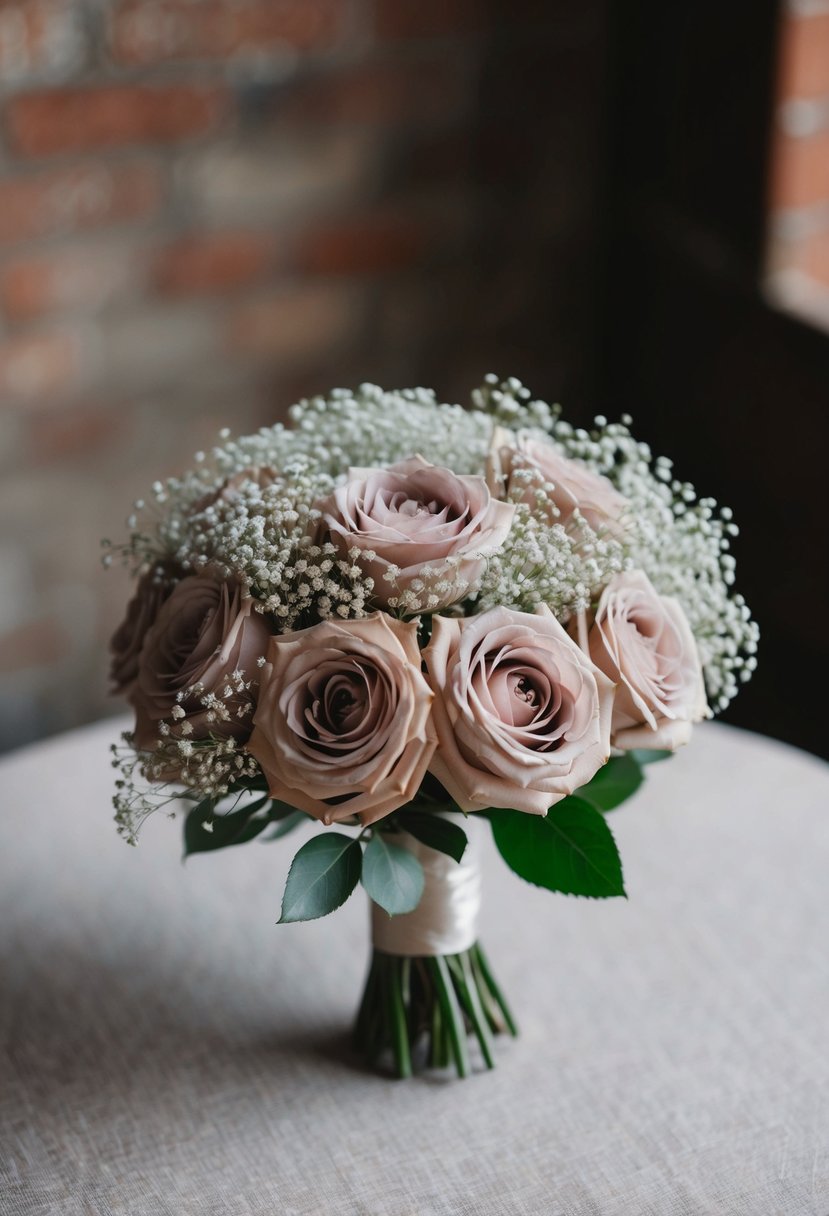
top-left (1, 719), bottom-right (828, 1216)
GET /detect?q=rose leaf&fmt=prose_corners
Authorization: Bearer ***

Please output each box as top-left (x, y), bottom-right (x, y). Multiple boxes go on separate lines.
top-left (183, 794), bottom-right (270, 858)
top-left (629, 748), bottom-right (673, 766)
top-left (361, 833), bottom-right (425, 917)
top-left (278, 833), bottom-right (362, 924)
top-left (260, 809), bottom-right (307, 842)
top-left (577, 754), bottom-right (644, 812)
top-left (489, 797), bottom-right (626, 898)
top-left (396, 810), bottom-right (467, 863)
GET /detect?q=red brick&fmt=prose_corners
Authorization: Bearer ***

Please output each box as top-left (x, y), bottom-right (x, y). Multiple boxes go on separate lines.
top-left (1, 248), bottom-right (137, 322)
top-left (0, 330), bottom-right (86, 403)
top-left (0, 1), bottom-right (86, 85)
top-left (109, 0), bottom-right (345, 65)
top-left (375, 0), bottom-right (487, 40)
top-left (275, 57), bottom-right (474, 127)
top-left (295, 211), bottom-right (431, 274)
top-left (27, 403), bottom-right (126, 463)
top-left (0, 162), bottom-right (163, 246)
top-left (6, 84), bottom-right (228, 158)
top-left (227, 283), bottom-right (361, 361)
top-left (777, 13), bottom-right (829, 102)
top-left (771, 128), bottom-right (829, 209)
top-left (152, 231), bottom-right (274, 296)
top-left (0, 617), bottom-right (70, 673)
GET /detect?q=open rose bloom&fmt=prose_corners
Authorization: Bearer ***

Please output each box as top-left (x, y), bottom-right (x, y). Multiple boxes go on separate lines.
top-left (425, 606), bottom-right (614, 815)
top-left (108, 377), bottom-right (757, 1078)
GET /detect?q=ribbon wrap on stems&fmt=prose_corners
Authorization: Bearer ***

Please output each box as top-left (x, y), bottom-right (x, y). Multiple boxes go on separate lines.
top-left (371, 821), bottom-right (481, 957)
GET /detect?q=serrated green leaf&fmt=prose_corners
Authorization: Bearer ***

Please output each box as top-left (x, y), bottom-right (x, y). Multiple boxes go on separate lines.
top-left (629, 748), bottom-right (672, 766)
top-left (578, 754), bottom-right (644, 811)
top-left (396, 810), bottom-right (467, 863)
top-left (183, 794), bottom-right (270, 857)
top-left (490, 797), bottom-right (626, 898)
top-left (278, 832), bottom-right (362, 923)
top-left (361, 833), bottom-right (425, 916)
top-left (260, 809), bottom-right (306, 842)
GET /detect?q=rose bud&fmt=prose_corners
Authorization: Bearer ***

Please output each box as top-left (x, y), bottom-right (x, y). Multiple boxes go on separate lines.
top-left (247, 614), bottom-right (435, 826)
top-left (424, 605), bottom-right (614, 815)
top-left (587, 569), bottom-right (708, 750)
top-left (316, 455), bottom-right (515, 611)
top-left (130, 573), bottom-right (272, 751)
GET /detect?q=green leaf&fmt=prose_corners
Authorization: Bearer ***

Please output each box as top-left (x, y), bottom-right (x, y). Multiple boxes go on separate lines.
top-left (396, 810), bottom-right (467, 863)
top-left (490, 797), bottom-right (626, 898)
top-left (260, 809), bottom-right (306, 842)
top-left (361, 833), bottom-right (425, 916)
top-left (278, 832), bottom-right (362, 923)
top-left (629, 748), bottom-right (672, 766)
top-left (578, 754), bottom-right (643, 811)
top-left (183, 795), bottom-right (270, 857)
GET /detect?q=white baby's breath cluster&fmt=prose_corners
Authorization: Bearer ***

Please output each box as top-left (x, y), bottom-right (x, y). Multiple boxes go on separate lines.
top-left (475, 494), bottom-right (626, 619)
top-left (108, 375), bottom-right (757, 839)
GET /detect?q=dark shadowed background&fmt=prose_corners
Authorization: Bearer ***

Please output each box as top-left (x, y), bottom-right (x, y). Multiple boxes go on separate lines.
top-left (0, 0), bottom-right (826, 757)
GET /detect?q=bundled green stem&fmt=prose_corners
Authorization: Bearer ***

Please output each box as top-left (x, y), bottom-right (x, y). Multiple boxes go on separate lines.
top-left (353, 942), bottom-right (517, 1079)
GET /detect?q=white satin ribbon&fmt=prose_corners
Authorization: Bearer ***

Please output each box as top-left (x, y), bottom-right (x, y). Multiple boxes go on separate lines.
top-left (371, 817), bottom-right (481, 957)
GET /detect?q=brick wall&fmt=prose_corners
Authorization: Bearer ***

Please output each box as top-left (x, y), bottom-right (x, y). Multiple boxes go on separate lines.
top-left (0, 0), bottom-right (608, 750)
top-left (766, 0), bottom-right (829, 326)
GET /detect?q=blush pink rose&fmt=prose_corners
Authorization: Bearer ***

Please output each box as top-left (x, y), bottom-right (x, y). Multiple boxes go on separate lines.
top-left (317, 455), bottom-right (515, 609)
top-left (247, 614), bottom-right (435, 826)
top-left (424, 605), bottom-right (614, 815)
top-left (130, 573), bottom-right (272, 751)
top-left (487, 428), bottom-right (628, 536)
top-left (109, 567), bottom-right (173, 693)
top-left (587, 570), bottom-right (708, 750)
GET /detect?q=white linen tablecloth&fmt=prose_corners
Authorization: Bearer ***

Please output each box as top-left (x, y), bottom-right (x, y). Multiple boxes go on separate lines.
top-left (1, 718), bottom-right (828, 1216)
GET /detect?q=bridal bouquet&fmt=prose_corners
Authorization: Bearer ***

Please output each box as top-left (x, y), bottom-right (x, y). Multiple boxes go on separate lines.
top-left (106, 376), bottom-right (757, 1078)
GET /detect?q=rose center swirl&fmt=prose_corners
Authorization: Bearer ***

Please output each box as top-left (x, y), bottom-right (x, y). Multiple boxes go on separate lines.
top-left (301, 659), bottom-right (386, 753)
top-left (469, 652), bottom-right (576, 751)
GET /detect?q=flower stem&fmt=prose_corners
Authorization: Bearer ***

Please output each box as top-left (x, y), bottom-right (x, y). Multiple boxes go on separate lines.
top-left (352, 941), bottom-right (516, 1079)
top-left (471, 942), bottom-right (518, 1037)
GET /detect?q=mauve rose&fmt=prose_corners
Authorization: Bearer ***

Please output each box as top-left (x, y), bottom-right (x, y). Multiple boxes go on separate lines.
top-left (424, 605), bottom-right (614, 815)
top-left (248, 614), bottom-right (435, 826)
top-left (587, 570), bottom-right (708, 750)
top-left (109, 567), bottom-right (172, 693)
top-left (191, 465), bottom-right (278, 515)
top-left (130, 574), bottom-right (272, 751)
top-left (486, 427), bottom-right (628, 536)
top-left (317, 455), bottom-right (515, 609)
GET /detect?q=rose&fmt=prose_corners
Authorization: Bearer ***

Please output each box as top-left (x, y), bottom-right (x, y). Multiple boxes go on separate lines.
top-left (191, 464), bottom-right (278, 515)
top-left (247, 614), bottom-right (435, 825)
top-left (317, 455), bottom-right (515, 610)
top-left (424, 605), bottom-right (614, 814)
top-left (487, 428), bottom-right (628, 536)
top-left (130, 574), bottom-right (272, 751)
top-left (587, 570), bottom-right (708, 750)
top-left (109, 567), bottom-right (172, 693)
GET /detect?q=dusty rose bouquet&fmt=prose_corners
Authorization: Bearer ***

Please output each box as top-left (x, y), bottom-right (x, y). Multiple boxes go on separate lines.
top-left (106, 376), bottom-right (757, 1078)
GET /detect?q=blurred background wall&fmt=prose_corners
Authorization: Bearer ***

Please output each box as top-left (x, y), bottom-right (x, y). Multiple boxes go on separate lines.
top-left (0, 0), bottom-right (826, 757)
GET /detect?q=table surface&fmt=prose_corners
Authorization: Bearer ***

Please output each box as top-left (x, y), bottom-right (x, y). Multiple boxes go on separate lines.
top-left (1, 718), bottom-right (828, 1216)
